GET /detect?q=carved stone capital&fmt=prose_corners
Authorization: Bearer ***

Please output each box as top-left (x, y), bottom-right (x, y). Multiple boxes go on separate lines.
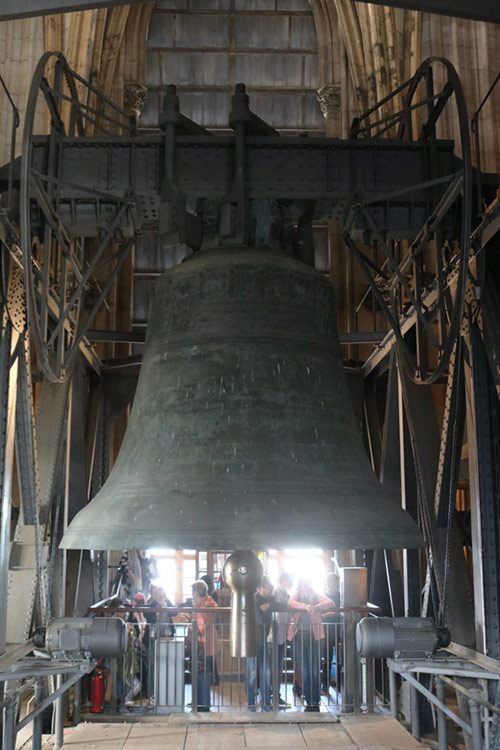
top-left (124, 83), bottom-right (148, 119)
top-left (317, 84), bottom-right (342, 119)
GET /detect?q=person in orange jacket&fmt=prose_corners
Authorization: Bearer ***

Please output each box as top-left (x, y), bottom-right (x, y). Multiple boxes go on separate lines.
top-left (188, 579), bottom-right (219, 712)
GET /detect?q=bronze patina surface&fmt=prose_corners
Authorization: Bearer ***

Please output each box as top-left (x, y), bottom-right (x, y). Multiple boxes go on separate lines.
top-left (62, 246), bottom-right (422, 551)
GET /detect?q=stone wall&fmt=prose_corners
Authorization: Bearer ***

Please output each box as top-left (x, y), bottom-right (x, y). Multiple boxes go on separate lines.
top-left (0, 17), bottom-right (45, 166)
top-left (142, 0), bottom-right (323, 132)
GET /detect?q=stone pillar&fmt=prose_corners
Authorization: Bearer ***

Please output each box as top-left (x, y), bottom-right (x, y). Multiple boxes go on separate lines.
top-left (317, 84), bottom-right (342, 137)
top-left (124, 82), bottom-right (147, 122)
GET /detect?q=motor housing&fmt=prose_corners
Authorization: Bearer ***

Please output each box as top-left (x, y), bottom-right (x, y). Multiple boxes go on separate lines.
top-left (356, 617), bottom-right (451, 659)
top-left (36, 617), bottom-right (127, 660)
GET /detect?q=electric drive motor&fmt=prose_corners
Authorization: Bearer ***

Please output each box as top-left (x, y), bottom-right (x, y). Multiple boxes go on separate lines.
top-left (34, 617), bottom-right (127, 660)
top-left (356, 617), bottom-right (451, 659)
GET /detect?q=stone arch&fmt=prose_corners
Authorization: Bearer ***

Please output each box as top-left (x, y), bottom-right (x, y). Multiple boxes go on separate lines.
top-left (309, 0), bottom-right (421, 133)
top-left (43, 3), bottom-right (153, 131)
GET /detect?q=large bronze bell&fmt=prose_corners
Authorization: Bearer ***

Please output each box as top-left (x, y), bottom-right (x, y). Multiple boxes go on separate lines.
top-left (62, 246), bottom-right (421, 552)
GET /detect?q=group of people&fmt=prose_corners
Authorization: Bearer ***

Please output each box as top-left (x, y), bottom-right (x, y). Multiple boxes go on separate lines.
top-left (248, 572), bottom-right (341, 712)
top-left (187, 571), bottom-right (342, 713)
top-left (112, 583), bottom-right (175, 707)
top-left (114, 578), bottom-right (218, 711)
top-left (111, 571), bottom-right (342, 713)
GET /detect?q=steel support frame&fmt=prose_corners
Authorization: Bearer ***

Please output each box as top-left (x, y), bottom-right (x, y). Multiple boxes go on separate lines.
top-left (465, 322), bottom-right (500, 659)
top-left (8, 338), bottom-right (49, 644)
top-left (6, 330), bottom-right (72, 647)
top-left (15, 337), bottom-right (42, 528)
top-left (364, 352), bottom-right (406, 619)
top-left (4, 0), bottom-right (498, 24)
top-left (388, 655), bottom-right (500, 749)
top-left (0, 1), bottom-right (129, 23)
top-left (25, 133), bottom-right (455, 241)
top-left (380, 351), bottom-right (405, 617)
top-left (346, 0), bottom-right (500, 25)
top-left (1, 658), bottom-right (94, 750)
top-left (481, 277), bottom-right (500, 398)
top-left (398, 669), bottom-right (473, 736)
top-left (397, 370), bottom-right (421, 618)
top-left (398, 348), bottom-right (475, 644)
top-left (84, 329), bottom-right (388, 346)
top-left (0, 322), bottom-right (19, 655)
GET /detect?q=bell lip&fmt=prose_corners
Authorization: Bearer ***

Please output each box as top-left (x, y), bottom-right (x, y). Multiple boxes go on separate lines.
top-left (60, 526), bottom-right (424, 551)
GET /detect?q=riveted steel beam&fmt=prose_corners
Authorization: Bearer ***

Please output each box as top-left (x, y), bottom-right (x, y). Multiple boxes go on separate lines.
top-left (0, 321), bottom-right (19, 655)
top-left (466, 322), bottom-right (500, 659)
top-left (2, 0), bottom-right (498, 24)
top-left (352, 0), bottom-right (500, 25)
top-left (0, 0), bottom-right (130, 22)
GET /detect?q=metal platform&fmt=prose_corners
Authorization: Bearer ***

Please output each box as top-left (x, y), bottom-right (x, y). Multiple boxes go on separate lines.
top-left (26, 715), bottom-right (430, 750)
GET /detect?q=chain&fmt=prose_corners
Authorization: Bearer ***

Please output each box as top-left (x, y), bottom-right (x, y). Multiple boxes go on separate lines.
top-left (439, 336), bottom-right (463, 628)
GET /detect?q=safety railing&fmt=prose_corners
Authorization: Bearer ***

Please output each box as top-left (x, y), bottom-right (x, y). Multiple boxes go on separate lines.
top-left (77, 606), bottom-right (388, 716)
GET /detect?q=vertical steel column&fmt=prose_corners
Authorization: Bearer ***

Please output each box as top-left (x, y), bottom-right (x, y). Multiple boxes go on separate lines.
top-left (191, 619), bottom-right (198, 712)
top-left (343, 611), bottom-right (358, 712)
top-left (466, 323), bottom-right (500, 657)
top-left (342, 568), bottom-right (367, 714)
top-left (389, 666), bottom-right (397, 718)
top-left (0, 324), bottom-right (18, 654)
top-left (469, 693), bottom-right (482, 750)
top-left (364, 657), bottom-right (375, 713)
top-left (2, 688), bottom-right (16, 750)
top-left (397, 370), bottom-right (421, 618)
top-left (10, 337), bottom-right (48, 643)
top-left (410, 682), bottom-right (421, 741)
top-left (435, 678), bottom-right (448, 750)
top-left (32, 678), bottom-right (44, 750)
top-left (399, 356), bottom-right (475, 645)
top-left (109, 659), bottom-right (117, 713)
top-left (72, 677), bottom-right (81, 726)
top-left (59, 382), bottom-right (73, 619)
top-left (229, 85), bottom-right (252, 244)
top-left (54, 674), bottom-right (64, 749)
top-left (15, 338), bottom-right (42, 526)
top-left (271, 620), bottom-right (279, 712)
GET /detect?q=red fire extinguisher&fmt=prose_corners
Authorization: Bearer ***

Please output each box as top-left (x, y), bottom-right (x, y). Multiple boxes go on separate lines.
top-left (90, 667), bottom-right (105, 713)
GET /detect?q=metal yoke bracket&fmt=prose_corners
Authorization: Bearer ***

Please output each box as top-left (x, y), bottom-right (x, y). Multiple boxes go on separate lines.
top-left (158, 84), bottom-right (209, 250)
top-left (224, 83), bottom-right (279, 245)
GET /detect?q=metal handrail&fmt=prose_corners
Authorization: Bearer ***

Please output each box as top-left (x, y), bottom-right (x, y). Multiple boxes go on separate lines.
top-left (88, 604), bottom-right (380, 615)
top-left (471, 71), bottom-right (500, 218)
